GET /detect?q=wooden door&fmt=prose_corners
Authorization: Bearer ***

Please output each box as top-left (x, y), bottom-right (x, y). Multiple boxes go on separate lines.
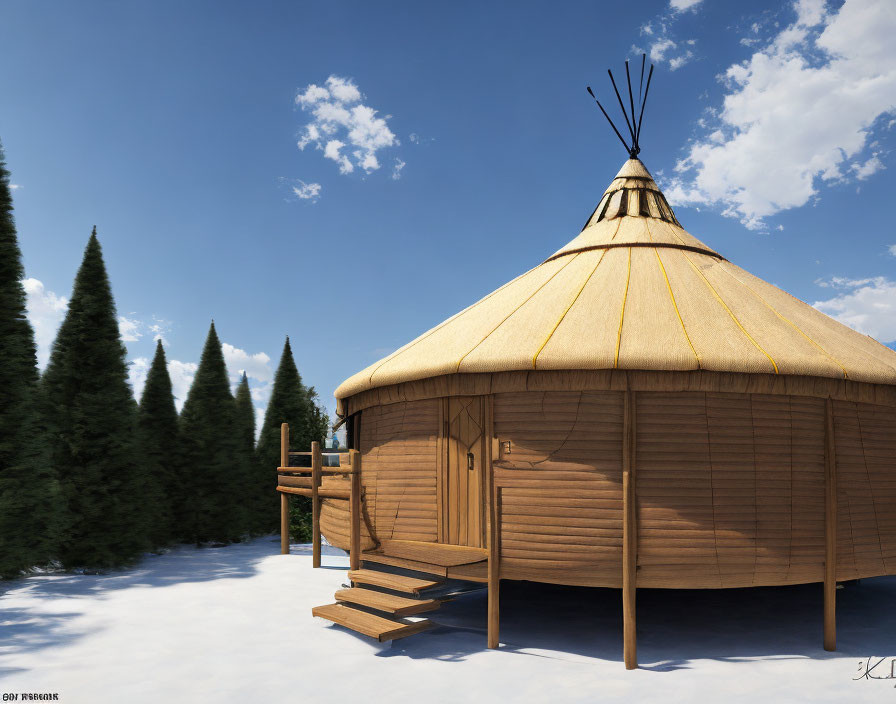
top-left (441, 396), bottom-right (486, 547)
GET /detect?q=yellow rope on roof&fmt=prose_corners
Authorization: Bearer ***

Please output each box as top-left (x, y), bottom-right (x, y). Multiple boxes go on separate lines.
top-left (532, 220), bottom-right (623, 368)
top-left (365, 264), bottom-right (539, 386)
top-left (647, 221), bottom-right (700, 369)
top-left (614, 247), bottom-right (632, 369)
top-left (682, 251), bottom-right (779, 374)
top-left (455, 254), bottom-right (581, 373)
top-left (718, 263), bottom-right (849, 380)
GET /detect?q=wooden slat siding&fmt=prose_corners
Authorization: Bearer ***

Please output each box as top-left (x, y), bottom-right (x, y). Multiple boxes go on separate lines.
top-left (622, 389), bottom-right (637, 670)
top-left (855, 402), bottom-right (896, 575)
top-left (834, 399), bottom-right (896, 579)
top-left (706, 393), bottom-right (757, 586)
top-left (637, 392), bottom-right (720, 587)
top-left (318, 497), bottom-right (376, 552)
top-left (752, 394), bottom-right (795, 584)
top-left (358, 399), bottom-right (440, 543)
top-left (824, 397), bottom-right (837, 650)
top-left (493, 391), bottom-right (624, 584)
top-left (637, 392), bottom-right (827, 589)
top-left (787, 395), bottom-right (826, 584)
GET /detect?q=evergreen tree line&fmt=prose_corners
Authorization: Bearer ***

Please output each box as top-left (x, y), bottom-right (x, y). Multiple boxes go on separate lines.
top-left (0, 142), bottom-right (328, 577)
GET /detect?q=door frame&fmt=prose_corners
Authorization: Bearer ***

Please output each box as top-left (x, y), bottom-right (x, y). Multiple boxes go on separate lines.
top-left (437, 395), bottom-right (493, 546)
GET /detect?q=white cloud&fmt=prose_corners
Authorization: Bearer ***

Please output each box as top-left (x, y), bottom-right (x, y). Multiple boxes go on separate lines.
top-left (292, 180), bottom-right (322, 201)
top-left (168, 360), bottom-right (198, 411)
top-left (851, 154), bottom-right (884, 180)
top-left (148, 317), bottom-right (171, 344)
top-left (670, 0), bottom-right (702, 10)
top-left (9, 183), bottom-right (21, 191)
top-left (296, 75), bottom-right (398, 176)
top-left (22, 278), bottom-right (68, 367)
top-left (128, 357), bottom-right (151, 402)
top-left (118, 315), bottom-right (142, 342)
top-left (814, 276), bottom-right (896, 343)
top-left (666, 0), bottom-right (896, 230)
top-left (888, 244), bottom-right (896, 257)
top-left (222, 343), bottom-right (272, 384)
top-left (634, 2), bottom-right (701, 72)
top-left (118, 313), bottom-right (170, 344)
top-left (128, 356), bottom-right (198, 411)
top-left (222, 343), bottom-right (275, 433)
top-left (129, 340), bottom-right (274, 415)
top-left (392, 158), bottom-right (406, 180)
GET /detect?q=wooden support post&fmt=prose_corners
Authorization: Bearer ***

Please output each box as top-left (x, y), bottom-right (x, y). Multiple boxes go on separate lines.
top-left (280, 423), bottom-right (290, 555)
top-left (824, 397), bottom-right (837, 651)
top-left (311, 440), bottom-right (322, 568)
top-left (622, 389), bottom-right (638, 670)
top-left (349, 449), bottom-right (361, 571)
top-left (488, 485), bottom-right (501, 649)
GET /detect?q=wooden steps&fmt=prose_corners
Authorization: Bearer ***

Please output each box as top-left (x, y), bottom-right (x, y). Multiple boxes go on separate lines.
top-left (312, 561), bottom-right (446, 643)
top-left (347, 568), bottom-right (443, 594)
top-left (312, 603), bottom-right (433, 642)
top-left (335, 588), bottom-right (441, 616)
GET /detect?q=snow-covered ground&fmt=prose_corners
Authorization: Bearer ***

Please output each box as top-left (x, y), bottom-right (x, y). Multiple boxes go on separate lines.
top-left (1, 537), bottom-right (894, 703)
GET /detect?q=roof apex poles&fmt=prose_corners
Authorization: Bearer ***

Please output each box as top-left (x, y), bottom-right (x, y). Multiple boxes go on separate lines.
top-left (587, 55), bottom-right (654, 159)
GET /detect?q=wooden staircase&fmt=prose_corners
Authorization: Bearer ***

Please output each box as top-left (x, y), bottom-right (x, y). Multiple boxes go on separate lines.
top-left (278, 435), bottom-right (492, 646)
top-left (312, 563), bottom-right (446, 642)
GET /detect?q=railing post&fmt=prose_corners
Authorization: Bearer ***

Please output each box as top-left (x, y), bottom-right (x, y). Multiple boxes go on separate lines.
top-left (488, 485), bottom-right (501, 648)
top-left (280, 423), bottom-right (290, 555)
top-left (349, 449), bottom-right (361, 571)
top-left (311, 440), bottom-right (322, 568)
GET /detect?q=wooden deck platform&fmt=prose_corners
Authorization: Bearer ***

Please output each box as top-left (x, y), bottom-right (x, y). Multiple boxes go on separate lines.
top-left (361, 539), bottom-right (488, 578)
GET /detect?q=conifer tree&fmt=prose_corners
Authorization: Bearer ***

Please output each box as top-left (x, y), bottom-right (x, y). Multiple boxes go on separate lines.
top-left (178, 322), bottom-right (250, 543)
top-left (137, 339), bottom-right (179, 548)
top-left (234, 372), bottom-right (263, 533)
top-left (41, 229), bottom-right (148, 569)
top-left (234, 372), bottom-right (256, 455)
top-left (0, 141), bottom-right (60, 578)
top-left (255, 337), bottom-right (329, 536)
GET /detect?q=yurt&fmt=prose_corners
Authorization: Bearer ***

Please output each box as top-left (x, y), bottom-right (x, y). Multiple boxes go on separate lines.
top-left (277, 67), bottom-right (896, 669)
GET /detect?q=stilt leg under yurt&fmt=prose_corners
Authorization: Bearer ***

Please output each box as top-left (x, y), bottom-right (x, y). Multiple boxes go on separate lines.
top-left (280, 494), bottom-right (290, 555)
top-left (488, 486), bottom-right (501, 649)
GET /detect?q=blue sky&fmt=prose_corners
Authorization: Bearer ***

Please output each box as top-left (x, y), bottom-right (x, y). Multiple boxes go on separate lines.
top-left (1, 0), bottom-right (894, 430)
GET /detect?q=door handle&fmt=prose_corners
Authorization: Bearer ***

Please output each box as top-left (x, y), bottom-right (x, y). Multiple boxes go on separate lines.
top-left (467, 452), bottom-right (475, 471)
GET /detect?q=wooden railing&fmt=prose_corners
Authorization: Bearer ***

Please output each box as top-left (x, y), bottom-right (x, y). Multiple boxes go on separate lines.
top-left (276, 423), bottom-right (362, 570)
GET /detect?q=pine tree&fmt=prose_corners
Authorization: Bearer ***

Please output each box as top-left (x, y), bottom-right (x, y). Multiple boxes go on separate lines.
top-left (137, 339), bottom-right (179, 548)
top-left (0, 141), bottom-right (60, 578)
top-left (255, 337), bottom-right (329, 536)
top-left (233, 372), bottom-right (262, 533)
top-left (234, 372), bottom-right (256, 455)
top-left (178, 322), bottom-right (250, 543)
top-left (41, 229), bottom-right (148, 569)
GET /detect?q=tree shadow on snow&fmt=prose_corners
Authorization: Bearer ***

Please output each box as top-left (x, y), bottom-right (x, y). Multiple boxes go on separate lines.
top-left (374, 576), bottom-right (896, 669)
top-left (0, 536), bottom-right (284, 676)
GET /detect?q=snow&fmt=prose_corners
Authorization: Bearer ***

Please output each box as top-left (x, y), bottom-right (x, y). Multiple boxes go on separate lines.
top-left (1, 537), bottom-right (894, 703)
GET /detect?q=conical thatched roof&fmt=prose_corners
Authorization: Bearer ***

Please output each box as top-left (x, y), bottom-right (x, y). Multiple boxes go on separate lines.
top-left (336, 159), bottom-right (896, 400)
